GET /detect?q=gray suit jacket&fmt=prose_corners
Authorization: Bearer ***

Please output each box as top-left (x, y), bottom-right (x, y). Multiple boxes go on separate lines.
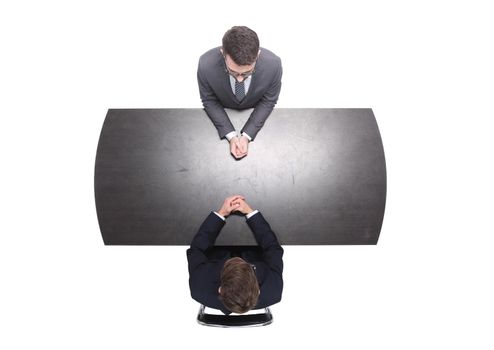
top-left (197, 47), bottom-right (282, 140)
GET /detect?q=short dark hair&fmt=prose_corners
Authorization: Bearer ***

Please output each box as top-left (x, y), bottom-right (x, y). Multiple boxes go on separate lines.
top-left (222, 26), bottom-right (259, 66)
top-left (219, 257), bottom-right (259, 314)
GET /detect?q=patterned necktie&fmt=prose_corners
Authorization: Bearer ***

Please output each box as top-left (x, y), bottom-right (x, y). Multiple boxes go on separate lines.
top-left (235, 80), bottom-right (245, 101)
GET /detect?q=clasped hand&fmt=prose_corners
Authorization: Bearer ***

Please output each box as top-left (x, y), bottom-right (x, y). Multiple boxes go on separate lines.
top-left (217, 195), bottom-right (253, 217)
top-left (230, 136), bottom-right (249, 159)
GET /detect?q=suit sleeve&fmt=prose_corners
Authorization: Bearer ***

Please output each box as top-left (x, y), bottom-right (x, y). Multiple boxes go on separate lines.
top-left (197, 59), bottom-right (235, 139)
top-left (246, 213), bottom-right (284, 277)
top-left (186, 212), bottom-right (225, 275)
top-left (241, 61), bottom-right (283, 140)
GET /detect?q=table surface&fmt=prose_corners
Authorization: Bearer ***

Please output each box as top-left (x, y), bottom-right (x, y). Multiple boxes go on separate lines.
top-left (95, 108), bottom-right (386, 245)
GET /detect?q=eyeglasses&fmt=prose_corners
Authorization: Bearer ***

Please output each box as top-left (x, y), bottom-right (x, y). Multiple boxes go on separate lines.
top-left (224, 57), bottom-right (257, 81)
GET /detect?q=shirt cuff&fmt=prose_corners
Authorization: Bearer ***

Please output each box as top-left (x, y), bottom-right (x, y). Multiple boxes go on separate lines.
top-left (245, 210), bottom-right (259, 219)
top-left (241, 132), bottom-right (252, 141)
top-left (213, 211), bottom-right (226, 221)
top-left (225, 131), bottom-right (238, 141)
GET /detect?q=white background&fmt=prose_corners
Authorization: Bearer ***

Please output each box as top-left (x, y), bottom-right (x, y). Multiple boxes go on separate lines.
top-left (1, 0), bottom-right (493, 349)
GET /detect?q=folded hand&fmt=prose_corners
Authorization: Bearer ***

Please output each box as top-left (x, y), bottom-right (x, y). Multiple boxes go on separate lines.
top-left (217, 195), bottom-right (245, 217)
top-left (229, 136), bottom-right (248, 159)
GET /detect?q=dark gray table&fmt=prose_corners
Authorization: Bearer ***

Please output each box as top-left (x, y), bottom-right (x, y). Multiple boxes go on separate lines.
top-left (95, 108), bottom-right (386, 245)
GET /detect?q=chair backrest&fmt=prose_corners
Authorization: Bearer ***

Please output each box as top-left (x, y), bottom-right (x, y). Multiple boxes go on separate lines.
top-left (197, 305), bottom-right (273, 327)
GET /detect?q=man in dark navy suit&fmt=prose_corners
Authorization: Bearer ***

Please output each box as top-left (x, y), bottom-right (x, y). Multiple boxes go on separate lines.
top-left (197, 26), bottom-right (282, 159)
top-left (187, 195), bottom-right (284, 314)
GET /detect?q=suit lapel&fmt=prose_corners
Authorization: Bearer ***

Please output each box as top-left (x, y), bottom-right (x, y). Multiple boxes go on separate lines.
top-left (240, 54), bottom-right (263, 106)
top-left (222, 74), bottom-right (238, 103)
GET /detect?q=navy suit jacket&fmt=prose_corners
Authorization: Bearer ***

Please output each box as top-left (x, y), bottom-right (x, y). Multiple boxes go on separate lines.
top-left (186, 212), bottom-right (284, 314)
top-left (197, 47), bottom-right (282, 140)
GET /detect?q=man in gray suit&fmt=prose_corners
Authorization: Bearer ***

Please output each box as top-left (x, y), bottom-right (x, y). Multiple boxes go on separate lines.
top-left (197, 26), bottom-right (282, 159)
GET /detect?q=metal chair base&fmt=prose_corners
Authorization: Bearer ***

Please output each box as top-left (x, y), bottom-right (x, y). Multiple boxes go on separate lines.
top-left (197, 305), bottom-right (273, 327)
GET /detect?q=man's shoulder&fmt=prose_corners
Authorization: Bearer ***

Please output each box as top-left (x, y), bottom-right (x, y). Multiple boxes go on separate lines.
top-left (260, 47), bottom-right (281, 60)
top-left (259, 47), bottom-right (282, 66)
top-left (199, 47), bottom-right (222, 65)
top-left (189, 261), bottom-right (226, 311)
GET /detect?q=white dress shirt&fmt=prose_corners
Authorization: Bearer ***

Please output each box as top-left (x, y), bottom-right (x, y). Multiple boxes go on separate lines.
top-left (213, 209), bottom-right (259, 221)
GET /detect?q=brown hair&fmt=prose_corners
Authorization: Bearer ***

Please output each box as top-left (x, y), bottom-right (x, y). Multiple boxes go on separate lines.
top-left (219, 257), bottom-right (259, 313)
top-left (222, 26), bottom-right (259, 66)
